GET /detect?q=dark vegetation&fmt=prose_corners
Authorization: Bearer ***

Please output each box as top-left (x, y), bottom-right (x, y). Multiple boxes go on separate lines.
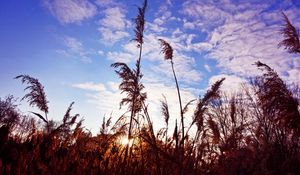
top-left (1, 1), bottom-right (299, 174)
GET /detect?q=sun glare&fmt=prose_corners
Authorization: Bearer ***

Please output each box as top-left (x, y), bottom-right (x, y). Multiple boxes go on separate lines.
top-left (120, 136), bottom-right (134, 147)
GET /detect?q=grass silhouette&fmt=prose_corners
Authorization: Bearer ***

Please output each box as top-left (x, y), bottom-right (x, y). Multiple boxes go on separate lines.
top-left (0, 3), bottom-right (300, 175)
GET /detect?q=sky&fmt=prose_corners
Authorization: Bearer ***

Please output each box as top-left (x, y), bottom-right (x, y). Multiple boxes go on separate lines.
top-left (0, 0), bottom-right (299, 134)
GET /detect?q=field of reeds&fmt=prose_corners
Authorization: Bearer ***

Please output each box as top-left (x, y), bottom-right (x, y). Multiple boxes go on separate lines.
top-left (1, 1), bottom-right (300, 174)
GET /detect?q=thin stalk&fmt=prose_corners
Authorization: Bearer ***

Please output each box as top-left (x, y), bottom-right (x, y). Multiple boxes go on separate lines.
top-left (171, 60), bottom-right (184, 144)
top-left (124, 43), bottom-right (143, 168)
top-left (185, 130), bottom-right (201, 172)
top-left (129, 43), bottom-right (143, 140)
top-left (171, 60), bottom-right (184, 175)
top-left (141, 102), bottom-right (161, 175)
top-left (136, 44), bottom-right (143, 79)
top-left (129, 43), bottom-right (143, 139)
top-left (165, 123), bottom-right (168, 151)
top-left (45, 112), bottom-right (48, 122)
top-left (123, 97), bottom-right (136, 170)
top-left (136, 113), bottom-right (145, 174)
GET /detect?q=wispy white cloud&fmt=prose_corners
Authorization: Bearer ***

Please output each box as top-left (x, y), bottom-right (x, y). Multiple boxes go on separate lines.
top-left (43, 0), bottom-right (97, 24)
top-left (208, 74), bottom-right (247, 95)
top-left (106, 51), bottom-right (136, 63)
top-left (72, 82), bottom-right (106, 91)
top-left (143, 81), bottom-right (198, 131)
top-left (204, 64), bottom-right (211, 72)
top-left (151, 52), bottom-right (202, 84)
top-left (166, 0), bottom-right (172, 6)
top-left (183, 19), bottom-right (196, 30)
top-left (73, 79), bottom-right (199, 132)
top-left (53, 0), bottom-right (299, 135)
top-left (95, 0), bottom-right (116, 7)
top-left (85, 85), bottom-right (125, 121)
top-left (147, 22), bottom-right (167, 33)
top-left (57, 36), bottom-right (93, 62)
top-left (98, 28), bottom-right (129, 45)
top-left (102, 26), bottom-right (203, 85)
top-left (64, 36), bottom-right (83, 52)
top-left (144, 33), bottom-right (203, 84)
top-left (98, 50), bottom-right (105, 55)
top-left (181, 0), bottom-right (300, 85)
top-left (93, 1), bottom-right (204, 87)
top-left (98, 6), bottom-right (130, 44)
top-left (99, 7), bottom-right (128, 30)
top-left (107, 81), bottom-right (119, 91)
top-left (72, 81), bottom-right (126, 126)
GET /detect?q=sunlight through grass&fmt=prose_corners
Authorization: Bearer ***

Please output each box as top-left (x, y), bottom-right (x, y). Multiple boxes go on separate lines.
top-left (119, 136), bottom-right (134, 147)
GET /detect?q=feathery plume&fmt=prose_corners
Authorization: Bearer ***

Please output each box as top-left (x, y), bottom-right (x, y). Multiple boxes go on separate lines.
top-left (15, 75), bottom-right (49, 119)
top-left (208, 117), bottom-right (220, 144)
top-left (193, 78), bottom-right (225, 131)
top-left (158, 39), bottom-right (173, 60)
top-left (134, 0), bottom-right (147, 47)
top-left (160, 95), bottom-right (170, 125)
top-left (279, 12), bottom-right (300, 53)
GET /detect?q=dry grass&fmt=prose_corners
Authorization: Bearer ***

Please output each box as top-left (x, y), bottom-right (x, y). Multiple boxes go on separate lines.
top-left (0, 5), bottom-right (300, 175)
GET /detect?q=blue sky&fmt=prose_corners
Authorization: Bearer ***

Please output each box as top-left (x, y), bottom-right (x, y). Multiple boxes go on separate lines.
top-left (0, 0), bottom-right (299, 134)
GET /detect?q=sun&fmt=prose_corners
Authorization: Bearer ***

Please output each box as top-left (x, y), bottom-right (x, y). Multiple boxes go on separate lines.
top-left (119, 136), bottom-right (134, 147)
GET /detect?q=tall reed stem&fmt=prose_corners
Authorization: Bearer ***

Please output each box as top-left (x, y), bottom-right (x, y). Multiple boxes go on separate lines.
top-left (171, 60), bottom-right (184, 175)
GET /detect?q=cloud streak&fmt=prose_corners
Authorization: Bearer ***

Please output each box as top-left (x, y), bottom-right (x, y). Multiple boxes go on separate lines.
top-left (57, 36), bottom-right (93, 62)
top-left (44, 0), bottom-right (300, 134)
top-left (72, 79), bottom-right (199, 132)
top-left (98, 5), bottom-right (130, 44)
top-left (72, 82), bottom-right (106, 91)
top-left (44, 0), bottom-right (97, 24)
top-left (181, 0), bottom-right (300, 84)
